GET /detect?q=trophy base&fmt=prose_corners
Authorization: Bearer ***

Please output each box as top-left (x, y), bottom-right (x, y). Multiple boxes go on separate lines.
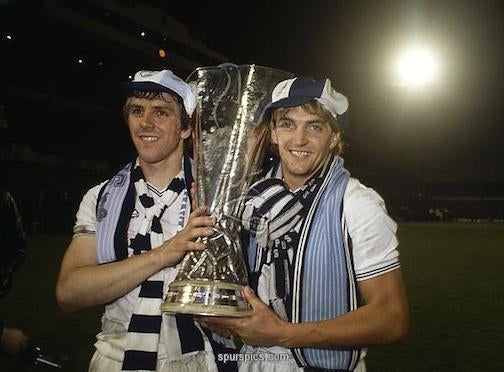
top-left (161, 280), bottom-right (253, 317)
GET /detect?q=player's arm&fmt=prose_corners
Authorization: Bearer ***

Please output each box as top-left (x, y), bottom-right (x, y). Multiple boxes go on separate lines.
top-left (201, 180), bottom-right (409, 347)
top-left (56, 206), bottom-right (214, 313)
top-left (278, 268), bottom-right (408, 347)
top-left (200, 268), bottom-right (408, 348)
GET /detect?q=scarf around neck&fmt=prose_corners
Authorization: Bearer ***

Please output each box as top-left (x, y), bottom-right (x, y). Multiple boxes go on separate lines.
top-left (241, 155), bottom-right (346, 319)
top-left (242, 155), bottom-right (355, 370)
top-left (95, 156), bottom-right (208, 371)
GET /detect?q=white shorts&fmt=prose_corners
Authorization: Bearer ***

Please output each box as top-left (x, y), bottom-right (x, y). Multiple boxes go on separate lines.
top-left (89, 349), bottom-right (215, 372)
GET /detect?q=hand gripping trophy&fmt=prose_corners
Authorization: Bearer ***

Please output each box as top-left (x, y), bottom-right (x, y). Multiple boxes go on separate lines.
top-left (161, 64), bottom-right (292, 316)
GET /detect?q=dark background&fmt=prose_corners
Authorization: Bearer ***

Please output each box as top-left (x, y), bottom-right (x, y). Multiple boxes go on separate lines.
top-left (1, 2), bottom-right (503, 371)
top-left (1, 0), bottom-right (504, 230)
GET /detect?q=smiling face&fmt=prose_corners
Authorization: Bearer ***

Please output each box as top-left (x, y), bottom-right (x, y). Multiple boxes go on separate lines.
top-left (271, 105), bottom-right (340, 190)
top-left (126, 92), bottom-right (191, 169)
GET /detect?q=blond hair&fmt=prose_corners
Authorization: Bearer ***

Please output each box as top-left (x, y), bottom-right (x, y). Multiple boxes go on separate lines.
top-left (270, 100), bottom-right (345, 155)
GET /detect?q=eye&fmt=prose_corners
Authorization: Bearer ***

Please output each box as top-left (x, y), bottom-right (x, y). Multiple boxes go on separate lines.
top-left (129, 107), bottom-right (143, 116)
top-left (310, 123), bottom-right (323, 132)
top-left (277, 120), bottom-right (294, 129)
top-left (155, 109), bottom-right (172, 117)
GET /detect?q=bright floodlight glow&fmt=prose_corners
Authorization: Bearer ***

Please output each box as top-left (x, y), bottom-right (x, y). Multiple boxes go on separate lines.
top-left (395, 47), bottom-right (438, 88)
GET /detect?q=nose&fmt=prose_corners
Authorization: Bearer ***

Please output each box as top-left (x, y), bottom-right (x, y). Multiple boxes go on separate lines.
top-left (140, 110), bottom-right (155, 128)
top-left (292, 127), bottom-right (308, 145)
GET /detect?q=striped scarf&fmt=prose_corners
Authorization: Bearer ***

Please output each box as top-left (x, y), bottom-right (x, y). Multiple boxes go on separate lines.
top-left (95, 157), bottom-right (210, 371)
top-left (121, 163), bottom-right (185, 370)
top-left (241, 155), bottom-right (338, 321)
top-left (242, 155), bottom-right (359, 370)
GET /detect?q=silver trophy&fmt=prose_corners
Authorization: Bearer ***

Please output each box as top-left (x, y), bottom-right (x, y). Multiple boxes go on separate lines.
top-left (161, 64), bottom-right (293, 317)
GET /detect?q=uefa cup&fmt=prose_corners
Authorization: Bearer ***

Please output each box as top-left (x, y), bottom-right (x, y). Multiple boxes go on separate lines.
top-left (161, 64), bottom-right (293, 316)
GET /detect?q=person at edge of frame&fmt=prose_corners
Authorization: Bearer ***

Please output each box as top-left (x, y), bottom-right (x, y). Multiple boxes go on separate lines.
top-left (198, 76), bottom-right (409, 372)
top-left (0, 189), bottom-right (29, 358)
top-left (0, 105), bottom-right (30, 359)
top-left (56, 69), bottom-right (237, 372)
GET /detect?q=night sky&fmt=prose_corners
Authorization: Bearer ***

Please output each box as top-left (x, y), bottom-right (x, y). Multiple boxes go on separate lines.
top-left (167, 0), bottom-right (504, 190)
top-left (1, 0), bottom-right (503, 196)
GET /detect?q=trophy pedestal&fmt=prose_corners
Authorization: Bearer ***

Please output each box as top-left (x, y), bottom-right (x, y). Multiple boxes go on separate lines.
top-left (161, 280), bottom-right (253, 317)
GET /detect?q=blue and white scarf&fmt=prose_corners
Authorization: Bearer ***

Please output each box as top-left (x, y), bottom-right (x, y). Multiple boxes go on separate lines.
top-left (242, 155), bottom-right (360, 370)
top-left (95, 156), bottom-right (212, 371)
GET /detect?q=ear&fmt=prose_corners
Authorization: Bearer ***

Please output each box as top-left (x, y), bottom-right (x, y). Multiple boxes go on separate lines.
top-left (181, 127), bottom-right (191, 140)
top-left (330, 132), bottom-right (340, 150)
top-left (270, 122), bottom-right (278, 145)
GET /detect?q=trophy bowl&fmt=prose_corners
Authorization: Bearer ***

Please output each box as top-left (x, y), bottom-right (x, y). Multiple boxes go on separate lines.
top-left (161, 64), bottom-right (293, 316)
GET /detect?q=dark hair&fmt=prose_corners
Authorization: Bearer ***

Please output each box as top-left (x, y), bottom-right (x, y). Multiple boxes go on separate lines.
top-left (122, 90), bottom-right (190, 130)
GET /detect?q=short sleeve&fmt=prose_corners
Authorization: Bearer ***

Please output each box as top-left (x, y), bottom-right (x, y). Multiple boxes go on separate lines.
top-left (73, 181), bottom-right (107, 236)
top-left (343, 178), bottom-right (400, 281)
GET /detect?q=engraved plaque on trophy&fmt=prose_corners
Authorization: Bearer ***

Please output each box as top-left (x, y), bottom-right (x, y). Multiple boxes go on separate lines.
top-left (161, 64), bottom-right (293, 316)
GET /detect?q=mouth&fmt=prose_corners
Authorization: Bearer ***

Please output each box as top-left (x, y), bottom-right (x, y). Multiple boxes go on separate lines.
top-left (139, 135), bottom-right (160, 143)
top-left (289, 150), bottom-right (311, 158)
